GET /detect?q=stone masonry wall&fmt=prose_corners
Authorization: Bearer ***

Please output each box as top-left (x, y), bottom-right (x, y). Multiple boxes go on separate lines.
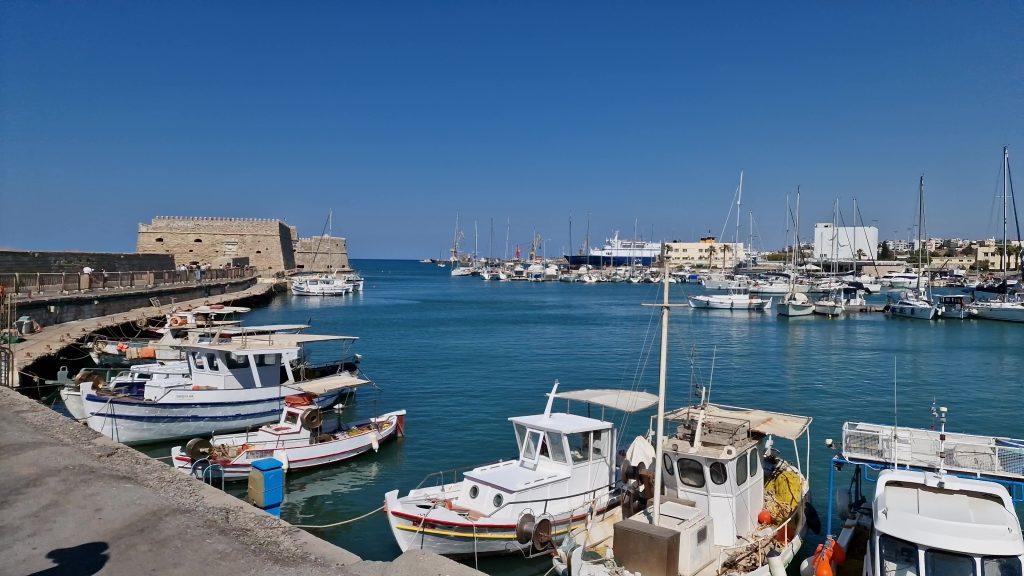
top-left (294, 236), bottom-right (351, 272)
top-left (0, 250), bottom-right (175, 273)
top-left (137, 216), bottom-right (296, 274)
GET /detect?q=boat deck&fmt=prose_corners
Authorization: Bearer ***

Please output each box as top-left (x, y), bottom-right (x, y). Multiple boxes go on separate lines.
top-left (842, 422), bottom-right (1024, 481)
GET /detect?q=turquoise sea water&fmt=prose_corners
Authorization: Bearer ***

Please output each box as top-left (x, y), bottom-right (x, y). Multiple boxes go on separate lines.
top-left (211, 260), bottom-right (1023, 575)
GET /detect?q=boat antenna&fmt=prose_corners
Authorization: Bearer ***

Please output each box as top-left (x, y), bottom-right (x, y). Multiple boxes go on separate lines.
top-left (892, 356), bottom-right (899, 469)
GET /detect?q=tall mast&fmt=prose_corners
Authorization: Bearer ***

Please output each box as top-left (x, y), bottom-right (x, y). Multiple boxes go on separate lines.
top-left (585, 213), bottom-right (591, 256)
top-left (651, 246), bottom-right (671, 524)
top-left (734, 171), bottom-right (744, 269)
top-left (452, 213), bottom-right (461, 262)
top-left (748, 210), bottom-right (753, 265)
top-left (489, 217), bottom-right (494, 262)
top-left (785, 193), bottom-right (791, 270)
top-left (795, 186), bottom-right (801, 268)
top-left (921, 175), bottom-right (929, 291)
top-left (569, 213), bottom-right (573, 261)
top-left (505, 217), bottom-right (510, 261)
top-left (474, 220), bottom-right (479, 263)
top-left (328, 209), bottom-right (333, 238)
top-left (1003, 146), bottom-right (1009, 281)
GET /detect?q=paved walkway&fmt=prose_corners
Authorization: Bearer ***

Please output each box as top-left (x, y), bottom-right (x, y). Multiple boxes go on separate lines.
top-left (0, 384), bottom-right (483, 576)
top-left (11, 280), bottom-right (276, 385)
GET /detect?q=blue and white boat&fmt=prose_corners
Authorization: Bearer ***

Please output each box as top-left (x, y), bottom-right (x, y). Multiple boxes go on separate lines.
top-left (80, 334), bottom-right (370, 444)
top-left (566, 232), bottom-right (661, 268)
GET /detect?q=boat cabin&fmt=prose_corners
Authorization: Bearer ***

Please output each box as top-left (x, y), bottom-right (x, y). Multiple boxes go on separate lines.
top-left (454, 386), bottom-right (657, 518)
top-left (869, 469), bottom-right (1023, 576)
top-left (660, 404), bottom-right (812, 549)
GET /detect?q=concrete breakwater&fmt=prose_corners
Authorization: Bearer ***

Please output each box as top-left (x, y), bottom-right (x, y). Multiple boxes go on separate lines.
top-left (0, 384), bottom-right (483, 576)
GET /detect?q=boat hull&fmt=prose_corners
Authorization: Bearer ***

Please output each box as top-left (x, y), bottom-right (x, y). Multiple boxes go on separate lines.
top-left (777, 302), bottom-right (814, 317)
top-left (81, 385), bottom-right (344, 444)
top-left (689, 296), bottom-right (770, 310)
top-left (969, 303), bottom-right (1024, 322)
top-left (171, 411), bottom-right (405, 480)
top-left (889, 303), bottom-right (937, 320)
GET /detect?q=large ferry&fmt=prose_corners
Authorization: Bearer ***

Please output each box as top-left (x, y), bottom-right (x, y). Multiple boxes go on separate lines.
top-left (566, 232), bottom-right (661, 267)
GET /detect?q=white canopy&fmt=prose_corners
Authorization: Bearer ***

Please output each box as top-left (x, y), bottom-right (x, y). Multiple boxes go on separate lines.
top-left (665, 403), bottom-right (812, 440)
top-left (555, 389), bottom-right (659, 413)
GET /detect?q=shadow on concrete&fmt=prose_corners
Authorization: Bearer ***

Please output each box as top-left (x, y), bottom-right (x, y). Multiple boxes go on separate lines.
top-left (29, 542), bottom-right (109, 575)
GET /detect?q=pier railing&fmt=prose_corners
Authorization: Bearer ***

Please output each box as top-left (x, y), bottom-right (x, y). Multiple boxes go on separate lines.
top-left (0, 266), bottom-right (257, 299)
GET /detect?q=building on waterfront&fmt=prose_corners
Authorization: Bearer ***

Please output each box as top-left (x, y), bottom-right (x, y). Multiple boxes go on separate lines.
top-left (137, 216), bottom-right (296, 274)
top-left (294, 235), bottom-right (351, 272)
top-left (664, 236), bottom-right (745, 269)
top-left (975, 239), bottom-right (1022, 271)
top-left (813, 223), bottom-right (878, 261)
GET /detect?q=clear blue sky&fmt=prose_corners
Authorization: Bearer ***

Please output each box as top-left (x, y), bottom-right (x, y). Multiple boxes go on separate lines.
top-left (1, 1), bottom-right (1021, 258)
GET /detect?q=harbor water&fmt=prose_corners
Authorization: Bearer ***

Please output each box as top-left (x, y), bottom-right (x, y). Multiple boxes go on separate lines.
top-left (158, 259), bottom-right (1023, 575)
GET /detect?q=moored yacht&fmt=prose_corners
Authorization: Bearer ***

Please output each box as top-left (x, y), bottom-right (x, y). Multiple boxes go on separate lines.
top-left (384, 384), bottom-right (657, 557)
top-left (805, 410), bottom-right (1024, 576)
top-left (689, 289), bottom-right (771, 311)
top-left (80, 334), bottom-right (370, 444)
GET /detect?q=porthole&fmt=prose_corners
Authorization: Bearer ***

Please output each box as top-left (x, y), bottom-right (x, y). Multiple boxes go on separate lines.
top-left (469, 485), bottom-right (479, 499)
top-left (710, 462), bottom-right (728, 485)
top-left (493, 493), bottom-right (504, 508)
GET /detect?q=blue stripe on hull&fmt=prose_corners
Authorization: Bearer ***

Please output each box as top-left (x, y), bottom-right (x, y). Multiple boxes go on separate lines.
top-left (89, 408), bottom-right (283, 423)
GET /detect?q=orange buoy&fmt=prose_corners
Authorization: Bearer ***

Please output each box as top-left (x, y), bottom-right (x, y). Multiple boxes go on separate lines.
top-left (757, 509), bottom-right (773, 525)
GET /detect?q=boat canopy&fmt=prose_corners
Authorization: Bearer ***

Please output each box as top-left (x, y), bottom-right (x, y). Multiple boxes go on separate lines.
top-left (187, 324), bottom-right (310, 336)
top-left (666, 403), bottom-right (812, 440)
top-left (554, 389), bottom-right (658, 413)
top-left (181, 305), bottom-right (252, 314)
top-left (291, 373), bottom-right (371, 395)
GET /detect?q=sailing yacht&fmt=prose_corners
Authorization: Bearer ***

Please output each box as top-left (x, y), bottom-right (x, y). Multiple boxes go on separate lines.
top-left (969, 147), bottom-right (1024, 322)
top-left (813, 201), bottom-right (846, 317)
top-left (552, 252), bottom-right (815, 576)
top-left (805, 407), bottom-right (1024, 576)
top-left (779, 188), bottom-right (815, 317)
top-left (889, 176), bottom-right (938, 320)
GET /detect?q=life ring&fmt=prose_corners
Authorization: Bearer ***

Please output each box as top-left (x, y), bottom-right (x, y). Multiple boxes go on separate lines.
top-left (170, 316), bottom-right (186, 327)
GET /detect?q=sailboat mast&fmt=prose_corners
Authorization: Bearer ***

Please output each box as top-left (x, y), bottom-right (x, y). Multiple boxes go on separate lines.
top-left (569, 214), bottom-right (573, 261)
top-left (652, 246), bottom-right (671, 524)
top-left (489, 217), bottom-right (494, 262)
top-left (785, 194), bottom-right (791, 270)
top-left (505, 218), bottom-right (510, 261)
top-left (921, 175), bottom-right (929, 291)
top-left (734, 171), bottom-right (744, 269)
top-left (1003, 147), bottom-right (1009, 280)
top-left (585, 213), bottom-right (591, 256)
top-left (795, 186), bottom-right (801, 268)
top-left (452, 213), bottom-right (461, 262)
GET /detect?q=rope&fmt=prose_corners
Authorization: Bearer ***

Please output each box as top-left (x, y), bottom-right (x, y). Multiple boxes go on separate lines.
top-left (289, 504), bottom-right (384, 529)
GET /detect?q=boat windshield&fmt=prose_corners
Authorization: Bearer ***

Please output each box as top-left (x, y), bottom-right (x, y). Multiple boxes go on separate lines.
top-left (982, 556), bottom-right (1021, 576)
top-left (878, 534), bottom-right (1022, 576)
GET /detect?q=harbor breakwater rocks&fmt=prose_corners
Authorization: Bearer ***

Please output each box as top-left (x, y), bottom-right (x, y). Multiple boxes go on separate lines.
top-left (0, 384), bottom-right (484, 576)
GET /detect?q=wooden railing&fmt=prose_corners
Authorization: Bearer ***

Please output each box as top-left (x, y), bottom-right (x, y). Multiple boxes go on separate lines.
top-left (0, 266), bottom-right (257, 299)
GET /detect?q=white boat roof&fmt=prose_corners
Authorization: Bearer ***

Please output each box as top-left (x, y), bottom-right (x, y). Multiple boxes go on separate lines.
top-left (289, 373), bottom-right (371, 395)
top-left (554, 389), bottom-right (658, 413)
top-left (873, 469), bottom-right (1024, 556)
top-left (176, 305), bottom-right (251, 314)
top-left (665, 403), bottom-right (812, 440)
top-left (464, 459), bottom-right (569, 492)
top-left (186, 324), bottom-right (310, 336)
top-left (180, 333), bottom-right (356, 352)
top-left (508, 413), bottom-right (612, 434)
top-left (129, 363), bottom-right (189, 375)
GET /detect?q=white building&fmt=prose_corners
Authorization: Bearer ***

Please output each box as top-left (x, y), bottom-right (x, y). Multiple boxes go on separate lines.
top-left (813, 223), bottom-right (878, 261)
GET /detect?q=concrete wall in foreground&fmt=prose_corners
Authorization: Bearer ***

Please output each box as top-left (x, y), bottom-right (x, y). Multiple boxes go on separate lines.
top-left (0, 250), bottom-right (175, 274)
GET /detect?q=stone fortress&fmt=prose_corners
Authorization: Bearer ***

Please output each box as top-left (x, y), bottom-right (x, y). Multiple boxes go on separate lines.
top-left (136, 216), bottom-right (350, 275)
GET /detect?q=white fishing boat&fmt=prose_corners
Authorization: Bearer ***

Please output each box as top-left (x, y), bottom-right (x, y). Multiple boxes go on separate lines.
top-left (171, 395), bottom-right (405, 480)
top-left (805, 409), bottom-right (1024, 576)
top-left (290, 274), bottom-right (352, 295)
top-left (969, 147), bottom-right (1023, 323)
top-left (80, 335), bottom-right (370, 444)
top-left (689, 291), bottom-right (771, 311)
top-left (384, 384), bottom-right (658, 557)
top-left (553, 252), bottom-right (815, 576)
top-left (778, 292), bottom-right (814, 316)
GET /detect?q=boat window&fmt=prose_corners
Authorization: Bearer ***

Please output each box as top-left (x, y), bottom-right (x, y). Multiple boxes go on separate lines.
top-left (513, 423), bottom-right (527, 451)
top-left (983, 556), bottom-right (1021, 576)
top-left (206, 353), bottom-right (220, 371)
top-left (469, 485), bottom-right (479, 499)
top-left (546, 432), bottom-right (568, 464)
top-left (663, 453), bottom-right (675, 476)
top-left (193, 353), bottom-right (206, 369)
top-left (568, 432), bottom-right (591, 464)
top-left (925, 549), bottom-right (974, 576)
top-left (710, 461), bottom-right (728, 485)
top-left (749, 449), bottom-right (759, 477)
top-left (736, 451), bottom-right (748, 485)
top-left (880, 535), bottom-right (919, 576)
top-left (522, 430), bottom-right (542, 461)
top-left (591, 429), bottom-right (608, 461)
top-left (256, 354), bottom-right (281, 367)
top-left (493, 493), bottom-right (504, 508)
top-left (676, 458), bottom-right (706, 488)
top-left (225, 353), bottom-right (250, 369)
top-left (284, 411), bottom-right (299, 425)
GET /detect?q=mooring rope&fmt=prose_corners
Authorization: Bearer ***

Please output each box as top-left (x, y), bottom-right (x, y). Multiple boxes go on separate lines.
top-left (289, 504), bottom-right (385, 529)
